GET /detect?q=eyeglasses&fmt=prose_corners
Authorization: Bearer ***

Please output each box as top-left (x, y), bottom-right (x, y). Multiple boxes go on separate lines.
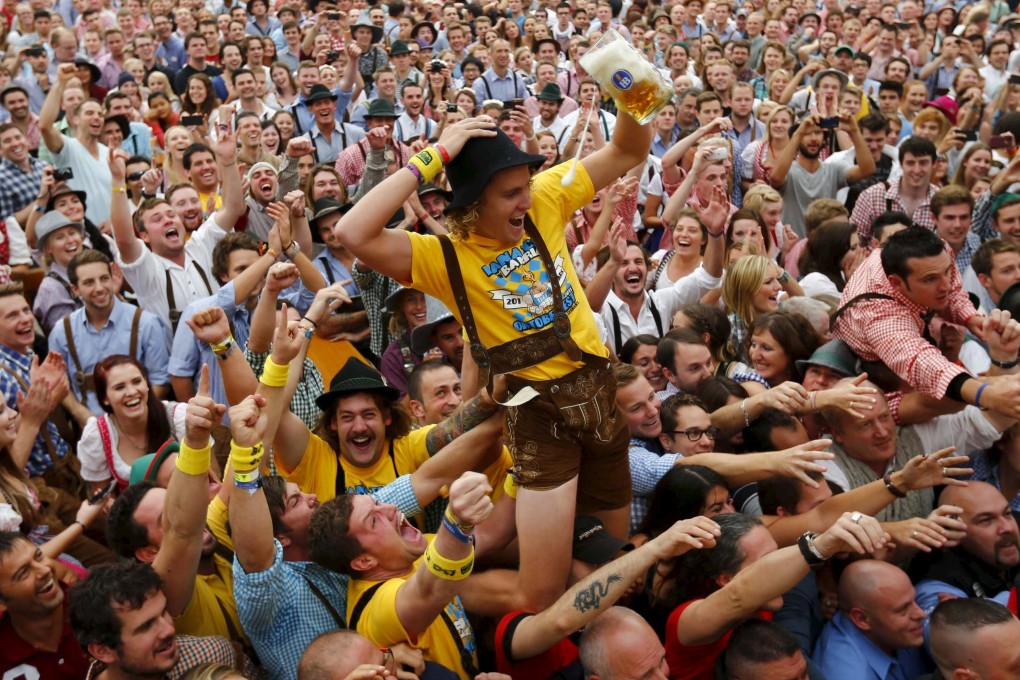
top-left (667, 427), bottom-right (719, 441)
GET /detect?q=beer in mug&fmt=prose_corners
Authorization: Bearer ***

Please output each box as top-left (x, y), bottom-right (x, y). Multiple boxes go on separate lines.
top-left (579, 28), bottom-right (674, 125)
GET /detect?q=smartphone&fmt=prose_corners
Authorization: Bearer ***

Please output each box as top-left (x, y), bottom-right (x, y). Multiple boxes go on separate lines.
top-left (446, 103), bottom-right (458, 113)
top-left (958, 129), bottom-right (978, 142)
top-left (934, 87), bottom-right (950, 97)
top-left (54, 167), bottom-right (73, 181)
top-left (89, 479), bottom-right (117, 505)
top-left (896, 21), bottom-right (912, 29)
top-left (819, 116), bottom-right (840, 129)
top-left (181, 114), bottom-right (204, 126)
top-left (707, 147), bottom-right (728, 161)
top-left (1011, 74), bottom-right (1020, 85)
top-left (326, 11), bottom-right (341, 19)
top-left (512, 98), bottom-right (524, 107)
top-left (990, 134), bottom-right (1013, 149)
top-left (325, 49), bottom-right (341, 61)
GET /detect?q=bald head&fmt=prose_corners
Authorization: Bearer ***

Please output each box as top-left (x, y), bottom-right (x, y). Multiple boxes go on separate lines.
top-left (299, 630), bottom-right (380, 680)
top-left (580, 607), bottom-right (667, 680)
top-left (940, 481), bottom-right (1020, 572)
top-left (838, 560), bottom-right (925, 653)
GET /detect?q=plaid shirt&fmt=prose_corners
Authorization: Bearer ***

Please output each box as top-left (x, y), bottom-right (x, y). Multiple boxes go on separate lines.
top-left (335, 137), bottom-right (412, 188)
top-left (246, 349), bottom-right (322, 431)
top-left (233, 475), bottom-right (419, 680)
top-left (850, 181), bottom-right (938, 247)
top-left (970, 450), bottom-right (1020, 511)
top-left (0, 155), bottom-right (45, 223)
top-left (352, 261), bottom-right (399, 357)
top-left (629, 437), bottom-right (680, 534)
top-left (954, 232), bottom-right (982, 275)
top-left (0, 345), bottom-right (69, 476)
top-left (971, 190), bottom-right (1007, 243)
top-left (830, 247), bottom-right (976, 399)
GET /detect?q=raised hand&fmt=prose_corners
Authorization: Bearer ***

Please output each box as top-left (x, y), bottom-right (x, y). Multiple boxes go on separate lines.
top-left (927, 504), bottom-right (967, 548)
top-left (16, 380), bottom-right (55, 427)
top-left (141, 168), bottom-right (163, 195)
top-left (56, 62), bottom-right (77, 83)
top-left (760, 380), bottom-right (810, 414)
top-left (897, 447), bottom-right (971, 491)
top-left (436, 116), bottom-right (498, 159)
top-left (283, 189), bottom-right (305, 218)
top-left (607, 217), bottom-right (627, 265)
top-left (109, 147), bottom-right (129, 183)
top-left (286, 137), bottom-right (314, 159)
top-left (265, 262), bottom-right (300, 294)
top-left (184, 364), bottom-right (226, 449)
top-left (448, 471), bottom-right (494, 526)
top-left (883, 517), bottom-right (948, 554)
top-left (306, 281), bottom-right (353, 324)
top-left (815, 374), bottom-right (879, 417)
top-left (266, 201), bottom-right (293, 246)
top-left (75, 495), bottom-right (114, 529)
top-left (652, 516), bottom-right (721, 559)
top-left (366, 126), bottom-right (389, 150)
top-left (228, 394), bottom-right (269, 448)
top-left (814, 511), bottom-right (889, 558)
top-left (768, 439), bottom-right (835, 486)
top-left (185, 306), bottom-right (232, 345)
top-left (270, 302), bottom-right (306, 365)
top-left (698, 185), bottom-right (729, 235)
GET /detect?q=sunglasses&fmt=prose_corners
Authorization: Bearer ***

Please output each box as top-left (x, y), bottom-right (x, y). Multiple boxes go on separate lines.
top-left (127, 170), bottom-right (147, 181)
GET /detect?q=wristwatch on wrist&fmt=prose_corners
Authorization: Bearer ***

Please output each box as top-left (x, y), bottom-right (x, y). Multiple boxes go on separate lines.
top-left (797, 531), bottom-right (825, 569)
top-left (284, 240), bottom-right (300, 260)
top-left (778, 270), bottom-right (790, 284)
top-left (990, 356), bottom-right (1020, 369)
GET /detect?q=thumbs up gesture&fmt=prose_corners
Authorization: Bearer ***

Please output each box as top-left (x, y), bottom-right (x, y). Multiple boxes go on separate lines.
top-left (184, 364), bottom-right (226, 449)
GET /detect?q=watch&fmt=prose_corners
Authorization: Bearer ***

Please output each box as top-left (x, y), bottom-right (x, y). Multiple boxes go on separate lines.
top-left (797, 531), bottom-right (825, 569)
top-left (284, 240), bottom-right (301, 260)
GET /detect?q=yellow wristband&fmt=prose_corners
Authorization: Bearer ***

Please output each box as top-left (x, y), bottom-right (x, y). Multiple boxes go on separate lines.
top-left (210, 334), bottom-right (234, 354)
top-left (229, 440), bottom-right (264, 474)
top-left (503, 472), bottom-right (519, 499)
top-left (407, 147), bottom-right (444, 184)
top-left (423, 541), bottom-right (474, 581)
top-left (176, 441), bottom-right (212, 476)
top-left (260, 357), bottom-right (290, 387)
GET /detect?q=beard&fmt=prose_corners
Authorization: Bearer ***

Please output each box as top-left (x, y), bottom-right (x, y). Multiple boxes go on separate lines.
top-left (799, 144), bottom-right (820, 160)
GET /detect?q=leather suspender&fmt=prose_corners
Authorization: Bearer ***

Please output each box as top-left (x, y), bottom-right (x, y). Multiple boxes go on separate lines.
top-left (165, 265), bottom-right (213, 333)
top-left (64, 307), bottom-right (143, 396)
top-left (608, 296), bottom-right (663, 351)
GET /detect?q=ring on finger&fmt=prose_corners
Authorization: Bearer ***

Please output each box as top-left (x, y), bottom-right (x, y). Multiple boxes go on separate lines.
top-left (849, 400), bottom-right (855, 409)
top-left (911, 530), bottom-right (918, 538)
top-left (850, 511), bottom-right (862, 524)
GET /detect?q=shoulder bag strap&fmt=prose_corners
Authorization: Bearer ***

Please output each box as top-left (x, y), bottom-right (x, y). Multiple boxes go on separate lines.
top-left (649, 250), bottom-right (674, 289)
top-left (348, 581), bottom-right (386, 629)
top-left (301, 574), bottom-right (346, 628)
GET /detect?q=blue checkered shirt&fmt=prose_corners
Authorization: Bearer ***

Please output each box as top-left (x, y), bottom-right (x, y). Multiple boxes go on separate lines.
top-left (969, 450), bottom-right (1020, 511)
top-left (0, 156), bottom-right (45, 223)
top-left (233, 474), bottom-right (420, 680)
top-left (629, 437), bottom-right (680, 534)
top-left (0, 345), bottom-right (70, 476)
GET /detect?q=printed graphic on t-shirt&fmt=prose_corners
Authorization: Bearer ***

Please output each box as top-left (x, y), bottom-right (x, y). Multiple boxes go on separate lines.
top-left (482, 239), bottom-right (578, 332)
top-left (446, 597), bottom-right (476, 656)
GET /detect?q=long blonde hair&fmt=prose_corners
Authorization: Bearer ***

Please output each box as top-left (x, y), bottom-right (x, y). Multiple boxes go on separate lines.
top-left (722, 254), bottom-right (774, 329)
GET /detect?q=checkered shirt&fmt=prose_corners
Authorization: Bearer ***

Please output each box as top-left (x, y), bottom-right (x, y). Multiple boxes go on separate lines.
top-left (850, 181), bottom-right (938, 246)
top-left (233, 474), bottom-right (420, 680)
top-left (336, 137), bottom-right (412, 188)
top-left (629, 437), bottom-right (681, 534)
top-left (830, 247), bottom-right (975, 399)
top-left (0, 345), bottom-right (69, 476)
top-left (0, 156), bottom-right (45, 223)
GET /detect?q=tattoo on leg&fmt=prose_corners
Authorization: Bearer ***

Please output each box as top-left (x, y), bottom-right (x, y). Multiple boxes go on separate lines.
top-left (573, 573), bottom-right (623, 613)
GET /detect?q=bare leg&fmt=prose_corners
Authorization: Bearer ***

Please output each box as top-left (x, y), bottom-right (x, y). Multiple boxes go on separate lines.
top-left (516, 477), bottom-right (579, 612)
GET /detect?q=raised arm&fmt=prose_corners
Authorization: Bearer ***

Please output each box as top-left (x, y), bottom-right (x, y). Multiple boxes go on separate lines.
top-left (581, 106), bottom-right (653, 192)
top-left (842, 110), bottom-right (876, 185)
top-left (248, 263), bottom-right (300, 353)
top-left (39, 63), bottom-right (77, 155)
top-left (509, 517), bottom-right (720, 660)
top-left (209, 123), bottom-right (244, 232)
top-left (395, 471), bottom-right (492, 635)
top-left (675, 513), bottom-right (888, 646)
top-left (771, 114), bottom-right (816, 188)
top-left (227, 393), bottom-right (276, 573)
top-left (152, 365), bottom-right (225, 616)
top-left (336, 117), bottom-right (498, 283)
top-left (684, 439), bottom-right (833, 487)
top-left (109, 147), bottom-right (146, 263)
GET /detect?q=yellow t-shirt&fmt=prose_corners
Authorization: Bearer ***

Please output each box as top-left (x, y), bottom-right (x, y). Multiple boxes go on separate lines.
top-left (206, 495), bottom-right (232, 552)
top-left (197, 190), bottom-right (223, 217)
top-left (277, 426), bottom-right (434, 501)
top-left (173, 552), bottom-right (246, 644)
top-left (347, 541), bottom-right (478, 680)
top-left (406, 162), bottom-right (606, 381)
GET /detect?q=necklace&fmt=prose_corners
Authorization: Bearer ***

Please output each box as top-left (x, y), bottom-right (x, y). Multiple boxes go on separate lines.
top-left (113, 416), bottom-right (148, 450)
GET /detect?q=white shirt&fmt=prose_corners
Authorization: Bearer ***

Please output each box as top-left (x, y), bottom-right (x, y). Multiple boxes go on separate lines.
top-left (533, 115), bottom-right (569, 140)
top-left (51, 137), bottom-right (113, 225)
top-left (558, 108), bottom-right (616, 153)
top-left (599, 265), bottom-right (721, 352)
top-left (116, 212), bottom-right (227, 328)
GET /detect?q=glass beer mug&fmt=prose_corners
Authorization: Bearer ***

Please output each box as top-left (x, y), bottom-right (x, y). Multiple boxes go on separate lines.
top-left (579, 28), bottom-right (674, 125)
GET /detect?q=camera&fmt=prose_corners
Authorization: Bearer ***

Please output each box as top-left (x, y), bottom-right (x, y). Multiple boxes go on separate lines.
top-left (326, 12), bottom-right (341, 19)
top-left (181, 114), bottom-right (204, 126)
top-left (430, 59), bottom-right (445, 73)
top-left (326, 50), bottom-right (341, 61)
top-left (819, 116), bottom-right (840, 129)
top-left (54, 167), bottom-right (73, 182)
top-left (446, 103), bottom-right (458, 113)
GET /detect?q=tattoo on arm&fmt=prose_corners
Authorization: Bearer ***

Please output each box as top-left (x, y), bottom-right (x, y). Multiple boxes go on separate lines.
top-left (425, 393), bottom-right (499, 455)
top-left (573, 573), bottom-right (623, 613)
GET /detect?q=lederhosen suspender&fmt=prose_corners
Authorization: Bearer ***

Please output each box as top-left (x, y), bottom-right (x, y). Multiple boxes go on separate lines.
top-left (64, 307), bottom-right (142, 396)
top-left (349, 581), bottom-right (479, 678)
top-left (831, 292), bottom-right (937, 345)
top-left (302, 575), bottom-right (346, 627)
top-left (46, 272), bottom-right (81, 306)
top-left (608, 296), bottom-right (663, 351)
top-left (438, 215), bottom-right (582, 396)
top-left (166, 265), bottom-right (213, 334)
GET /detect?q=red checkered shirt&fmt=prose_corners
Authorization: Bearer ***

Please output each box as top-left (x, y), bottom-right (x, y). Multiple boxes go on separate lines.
top-left (849, 180), bottom-right (938, 247)
top-left (830, 247), bottom-right (976, 400)
top-left (335, 138), bottom-right (412, 188)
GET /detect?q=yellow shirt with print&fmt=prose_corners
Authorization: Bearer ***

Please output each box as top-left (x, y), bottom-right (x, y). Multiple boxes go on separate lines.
top-left (276, 426), bottom-right (434, 501)
top-left (347, 539), bottom-right (478, 680)
top-left (406, 161), bottom-right (606, 382)
top-left (172, 496), bottom-right (246, 643)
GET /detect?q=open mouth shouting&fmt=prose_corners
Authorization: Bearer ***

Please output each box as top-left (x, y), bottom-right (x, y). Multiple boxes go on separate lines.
top-left (396, 510), bottom-right (422, 542)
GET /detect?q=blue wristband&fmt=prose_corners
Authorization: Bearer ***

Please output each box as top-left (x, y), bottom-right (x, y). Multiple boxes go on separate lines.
top-left (976, 382), bottom-right (989, 410)
top-left (442, 514), bottom-right (474, 544)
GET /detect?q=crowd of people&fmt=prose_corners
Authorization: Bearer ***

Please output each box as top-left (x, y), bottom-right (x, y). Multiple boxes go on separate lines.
top-left (2, 0), bottom-right (1020, 677)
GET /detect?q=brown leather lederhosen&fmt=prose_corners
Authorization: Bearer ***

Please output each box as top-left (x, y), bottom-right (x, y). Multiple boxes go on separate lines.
top-left (438, 215), bottom-right (585, 396)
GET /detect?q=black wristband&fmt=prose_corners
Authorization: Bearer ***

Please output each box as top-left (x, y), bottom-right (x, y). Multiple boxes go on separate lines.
top-left (945, 373), bottom-right (970, 403)
top-left (991, 356), bottom-right (1020, 369)
top-left (884, 472), bottom-right (908, 498)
